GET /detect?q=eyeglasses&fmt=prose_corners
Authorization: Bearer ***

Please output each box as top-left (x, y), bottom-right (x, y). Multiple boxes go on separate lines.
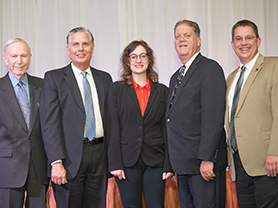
top-left (129, 53), bottom-right (148, 62)
top-left (234, 36), bottom-right (256, 43)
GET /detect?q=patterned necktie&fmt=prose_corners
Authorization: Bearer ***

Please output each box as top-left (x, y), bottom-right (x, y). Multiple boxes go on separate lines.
top-left (169, 65), bottom-right (186, 109)
top-left (230, 66), bottom-right (246, 152)
top-left (17, 81), bottom-right (30, 129)
top-left (81, 71), bottom-right (96, 141)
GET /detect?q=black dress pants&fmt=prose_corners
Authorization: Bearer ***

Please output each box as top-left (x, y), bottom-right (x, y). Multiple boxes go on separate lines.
top-left (53, 142), bottom-right (107, 208)
top-left (234, 152), bottom-right (278, 208)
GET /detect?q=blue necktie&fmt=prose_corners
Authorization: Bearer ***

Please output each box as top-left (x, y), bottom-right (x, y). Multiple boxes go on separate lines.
top-left (17, 81), bottom-right (30, 129)
top-left (81, 71), bottom-right (96, 141)
top-left (230, 66), bottom-right (246, 152)
top-left (169, 65), bottom-right (186, 108)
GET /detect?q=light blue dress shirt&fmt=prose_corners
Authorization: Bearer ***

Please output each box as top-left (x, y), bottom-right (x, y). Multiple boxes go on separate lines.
top-left (8, 72), bottom-right (30, 102)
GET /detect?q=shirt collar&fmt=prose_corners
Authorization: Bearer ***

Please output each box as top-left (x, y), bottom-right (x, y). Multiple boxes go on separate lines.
top-left (240, 52), bottom-right (259, 71)
top-left (8, 71), bottom-right (28, 87)
top-left (132, 78), bottom-right (151, 90)
top-left (71, 63), bottom-right (92, 77)
top-left (184, 51), bottom-right (200, 69)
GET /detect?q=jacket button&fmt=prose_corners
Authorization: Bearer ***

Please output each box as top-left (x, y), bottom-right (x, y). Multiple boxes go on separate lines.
top-left (167, 118), bottom-right (170, 122)
top-left (139, 126), bottom-right (142, 130)
top-left (138, 138), bottom-right (142, 142)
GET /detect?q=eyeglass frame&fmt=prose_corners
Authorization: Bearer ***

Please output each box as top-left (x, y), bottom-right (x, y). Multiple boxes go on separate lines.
top-left (233, 35), bottom-right (256, 43)
top-left (129, 53), bottom-right (148, 62)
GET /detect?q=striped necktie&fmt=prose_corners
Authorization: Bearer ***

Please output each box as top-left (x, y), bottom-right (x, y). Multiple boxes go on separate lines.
top-left (169, 65), bottom-right (186, 109)
top-left (230, 66), bottom-right (246, 152)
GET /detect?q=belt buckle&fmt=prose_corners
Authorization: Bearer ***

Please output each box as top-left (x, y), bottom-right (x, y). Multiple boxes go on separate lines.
top-left (87, 137), bottom-right (96, 145)
top-left (84, 137), bottom-right (103, 145)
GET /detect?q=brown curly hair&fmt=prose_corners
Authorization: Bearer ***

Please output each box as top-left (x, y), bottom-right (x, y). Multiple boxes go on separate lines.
top-left (120, 40), bottom-right (158, 84)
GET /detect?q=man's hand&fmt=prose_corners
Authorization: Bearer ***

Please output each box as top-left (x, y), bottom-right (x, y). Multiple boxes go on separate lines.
top-left (200, 160), bottom-right (215, 182)
top-left (110, 169), bottom-right (126, 180)
top-left (265, 155), bottom-right (278, 177)
top-left (51, 162), bottom-right (67, 185)
top-left (162, 172), bottom-right (174, 180)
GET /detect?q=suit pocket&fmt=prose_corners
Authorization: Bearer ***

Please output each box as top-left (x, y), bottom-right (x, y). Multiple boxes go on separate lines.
top-left (0, 148), bottom-right (13, 157)
top-left (261, 131), bottom-right (271, 140)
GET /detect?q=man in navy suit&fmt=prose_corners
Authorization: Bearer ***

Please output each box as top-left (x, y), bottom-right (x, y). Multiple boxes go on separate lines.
top-left (0, 38), bottom-right (48, 207)
top-left (39, 27), bottom-right (112, 208)
top-left (166, 20), bottom-right (227, 208)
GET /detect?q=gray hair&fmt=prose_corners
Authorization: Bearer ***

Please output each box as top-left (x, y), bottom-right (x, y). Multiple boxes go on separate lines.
top-left (66, 27), bottom-right (94, 46)
top-left (4, 38), bottom-right (31, 54)
top-left (174, 19), bottom-right (201, 38)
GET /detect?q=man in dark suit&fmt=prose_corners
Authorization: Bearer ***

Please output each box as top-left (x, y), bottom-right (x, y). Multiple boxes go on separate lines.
top-left (0, 38), bottom-right (48, 207)
top-left (226, 19), bottom-right (278, 208)
top-left (166, 20), bottom-right (227, 208)
top-left (39, 27), bottom-right (112, 208)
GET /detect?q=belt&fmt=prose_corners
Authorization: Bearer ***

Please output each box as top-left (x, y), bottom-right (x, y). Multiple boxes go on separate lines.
top-left (83, 137), bottom-right (103, 145)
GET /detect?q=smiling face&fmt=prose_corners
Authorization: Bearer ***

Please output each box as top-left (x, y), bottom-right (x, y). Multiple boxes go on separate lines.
top-left (129, 45), bottom-right (149, 77)
top-left (174, 23), bottom-right (201, 64)
top-left (231, 26), bottom-right (261, 65)
top-left (4, 41), bottom-right (31, 80)
top-left (67, 31), bottom-right (94, 71)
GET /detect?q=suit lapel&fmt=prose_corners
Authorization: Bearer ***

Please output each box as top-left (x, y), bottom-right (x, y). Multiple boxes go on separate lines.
top-left (167, 53), bottom-right (202, 115)
top-left (225, 69), bottom-right (238, 132)
top-left (166, 70), bottom-right (179, 112)
top-left (64, 64), bottom-right (85, 112)
top-left (28, 76), bottom-right (40, 133)
top-left (236, 54), bottom-right (264, 115)
top-left (143, 81), bottom-right (157, 118)
top-left (91, 67), bottom-right (105, 117)
top-left (1, 74), bottom-right (29, 132)
top-left (226, 70), bottom-right (238, 100)
top-left (126, 84), bottom-right (141, 114)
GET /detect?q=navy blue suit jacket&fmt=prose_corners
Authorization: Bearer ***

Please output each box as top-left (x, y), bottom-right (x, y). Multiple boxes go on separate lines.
top-left (166, 53), bottom-right (227, 175)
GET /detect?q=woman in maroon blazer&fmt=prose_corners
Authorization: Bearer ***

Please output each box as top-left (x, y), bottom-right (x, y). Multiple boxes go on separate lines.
top-left (108, 40), bottom-right (173, 208)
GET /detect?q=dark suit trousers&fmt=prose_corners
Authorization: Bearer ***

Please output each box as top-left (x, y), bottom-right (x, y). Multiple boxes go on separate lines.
top-left (0, 157), bottom-right (47, 208)
top-left (234, 152), bottom-right (278, 208)
top-left (177, 169), bottom-right (226, 208)
top-left (115, 158), bottom-right (165, 208)
top-left (53, 142), bottom-right (107, 208)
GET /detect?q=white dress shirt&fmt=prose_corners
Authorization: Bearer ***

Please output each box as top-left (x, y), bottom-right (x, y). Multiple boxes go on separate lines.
top-left (228, 53), bottom-right (259, 120)
top-left (180, 52), bottom-right (200, 76)
top-left (71, 63), bottom-right (104, 138)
